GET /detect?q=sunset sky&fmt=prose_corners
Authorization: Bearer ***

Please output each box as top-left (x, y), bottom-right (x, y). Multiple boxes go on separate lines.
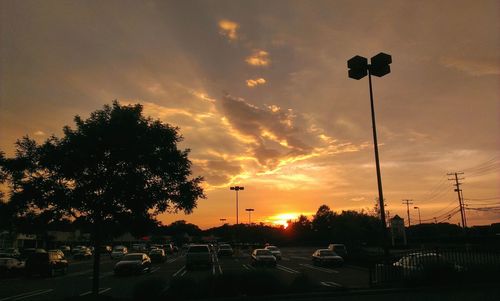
top-left (1, 0), bottom-right (499, 228)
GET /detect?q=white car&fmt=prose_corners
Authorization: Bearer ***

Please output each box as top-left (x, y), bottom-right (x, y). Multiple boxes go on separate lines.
top-left (110, 246), bottom-right (128, 259)
top-left (0, 257), bottom-right (25, 275)
top-left (251, 249), bottom-right (277, 267)
top-left (312, 249), bottom-right (344, 267)
top-left (264, 246), bottom-right (282, 260)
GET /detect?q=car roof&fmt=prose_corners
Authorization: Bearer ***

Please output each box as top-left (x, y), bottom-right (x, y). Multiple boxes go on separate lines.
top-left (125, 252), bottom-right (146, 256)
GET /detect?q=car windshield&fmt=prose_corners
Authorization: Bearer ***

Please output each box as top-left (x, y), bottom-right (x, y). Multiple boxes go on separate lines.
top-left (122, 254), bottom-right (143, 261)
top-left (319, 250), bottom-right (335, 256)
top-left (188, 246), bottom-right (209, 253)
top-left (266, 246), bottom-right (279, 251)
top-left (256, 250), bottom-right (272, 256)
top-left (113, 246), bottom-right (125, 251)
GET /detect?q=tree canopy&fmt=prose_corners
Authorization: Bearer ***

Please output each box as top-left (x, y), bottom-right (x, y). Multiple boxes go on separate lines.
top-left (1, 101), bottom-right (205, 294)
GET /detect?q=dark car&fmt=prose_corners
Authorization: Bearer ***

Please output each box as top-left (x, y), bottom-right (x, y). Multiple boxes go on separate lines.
top-left (312, 249), bottom-right (344, 267)
top-left (73, 247), bottom-right (92, 260)
top-left (25, 251), bottom-right (68, 277)
top-left (114, 253), bottom-right (151, 275)
top-left (100, 245), bottom-right (112, 254)
top-left (217, 244), bottom-right (234, 257)
top-left (19, 248), bottom-right (45, 261)
top-left (164, 244), bottom-right (174, 255)
top-left (186, 244), bottom-right (213, 270)
top-left (328, 244), bottom-right (348, 258)
top-left (149, 248), bottom-right (166, 263)
top-left (392, 252), bottom-right (463, 279)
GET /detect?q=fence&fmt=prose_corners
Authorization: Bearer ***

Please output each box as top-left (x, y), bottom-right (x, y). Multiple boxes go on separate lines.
top-left (369, 247), bottom-right (500, 287)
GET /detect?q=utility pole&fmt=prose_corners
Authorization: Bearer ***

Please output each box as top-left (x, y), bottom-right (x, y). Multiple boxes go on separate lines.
top-left (448, 172), bottom-right (466, 228)
top-left (402, 199), bottom-right (413, 227)
top-left (414, 206), bottom-right (422, 225)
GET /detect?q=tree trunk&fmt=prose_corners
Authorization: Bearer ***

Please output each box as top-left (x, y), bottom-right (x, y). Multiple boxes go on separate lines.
top-left (92, 216), bottom-right (102, 296)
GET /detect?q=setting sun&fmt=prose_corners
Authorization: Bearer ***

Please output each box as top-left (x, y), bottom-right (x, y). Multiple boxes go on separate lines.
top-left (266, 212), bottom-right (312, 229)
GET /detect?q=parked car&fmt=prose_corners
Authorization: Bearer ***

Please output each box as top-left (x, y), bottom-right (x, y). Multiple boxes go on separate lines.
top-left (312, 249), bottom-right (344, 267)
top-left (265, 245), bottom-right (282, 260)
top-left (149, 248), bottom-right (166, 263)
top-left (131, 244), bottom-right (147, 253)
top-left (48, 249), bottom-right (66, 259)
top-left (72, 245), bottom-right (87, 254)
top-left (19, 248), bottom-right (45, 261)
top-left (25, 251), bottom-right (68, 277)
top-left (392, 252), bottom-right (463, 278)
top-left (73, 247), bottom-right (92, 260)
top-left (217, 244), bottom-right (234, 257)
top-left (59, 245), bottom-right (71, 253)
top-left (186, 244), bottom-right (213, 270)
top-left (251, 249), bottom-right (277, 267)
top-left (0, 257), bottom-right (25, 275)
top-left (0, 248), bottom-right (20, 258)
top-left (111, 245), bottom-right (128, 259)
top-left (100, 245), bottom-right (112, 254)
top-left (114, 253), bottom-right (151, 275)
top-left (328, 244), bottom-right (347, 258)
top-left (164, 244), bottom-right (174, 255)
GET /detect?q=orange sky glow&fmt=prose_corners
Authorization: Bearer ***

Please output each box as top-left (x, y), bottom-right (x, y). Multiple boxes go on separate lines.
top-left (1, 1), bottom-right (499, 229)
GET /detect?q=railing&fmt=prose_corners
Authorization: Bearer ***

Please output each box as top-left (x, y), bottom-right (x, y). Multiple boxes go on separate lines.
top-left (369, 247), bottom-right (500, 287)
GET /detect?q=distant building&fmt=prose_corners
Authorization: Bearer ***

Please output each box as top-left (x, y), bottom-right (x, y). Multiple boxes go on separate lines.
top-left (389, 215), bottom-right (407, 246)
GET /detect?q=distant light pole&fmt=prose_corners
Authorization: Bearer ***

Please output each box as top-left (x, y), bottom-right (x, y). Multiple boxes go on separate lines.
top-left (245, 208), bottom-right (255, 224)
top-left (413, 207), bottom-right (422, 225)
top-left (220, 218), bottom-right (227, 225)
top-left (230, 186), bottom-right (244, 224)
top-left (348, 52), bottom-right (392, 251)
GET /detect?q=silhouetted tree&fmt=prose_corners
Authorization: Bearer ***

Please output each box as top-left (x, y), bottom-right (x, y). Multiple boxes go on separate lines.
top-left (2, 101), bottom-right (205, 295)
top-left (287, 215), bottom-right (312, 242)
top-left (312, 205), bottom-right (336, 240)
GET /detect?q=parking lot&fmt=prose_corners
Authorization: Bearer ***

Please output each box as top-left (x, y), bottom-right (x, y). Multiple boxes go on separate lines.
top-left (0, 247), bottom-right (370, 300)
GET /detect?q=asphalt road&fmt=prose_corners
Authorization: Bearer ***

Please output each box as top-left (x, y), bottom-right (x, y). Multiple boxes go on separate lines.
top-left (0, 247), bottom-right (369, 300)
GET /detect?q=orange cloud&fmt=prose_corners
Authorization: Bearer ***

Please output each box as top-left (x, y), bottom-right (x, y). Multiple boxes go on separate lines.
top-left (245, 50), bottom-right (270, 67)
top-left (246, 78), bottom-right (266, 87)
top-left (218, 19), bottom-right (239, 41)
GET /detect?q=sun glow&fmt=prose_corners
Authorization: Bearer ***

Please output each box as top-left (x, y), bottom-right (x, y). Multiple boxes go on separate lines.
top-left (266, 212), bottom-right (311, 229)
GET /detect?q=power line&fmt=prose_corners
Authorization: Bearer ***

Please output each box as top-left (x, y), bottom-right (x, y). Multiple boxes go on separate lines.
top-left (420, 199), bottom-right (456, 220)
top-left (420, 205), bottom-right (460, 222)
top-left (466, 197), bottom-right (500, 201)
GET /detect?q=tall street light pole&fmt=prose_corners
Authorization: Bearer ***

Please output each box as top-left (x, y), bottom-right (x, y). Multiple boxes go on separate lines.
top-left (245, 208), bottom-right (255, 224)
top-left (348, 52), bottom-right (392, 254)
top-left (230, 186), bottom-right (244, 224)
top-left (413, 207), bottom-right (421, 225)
